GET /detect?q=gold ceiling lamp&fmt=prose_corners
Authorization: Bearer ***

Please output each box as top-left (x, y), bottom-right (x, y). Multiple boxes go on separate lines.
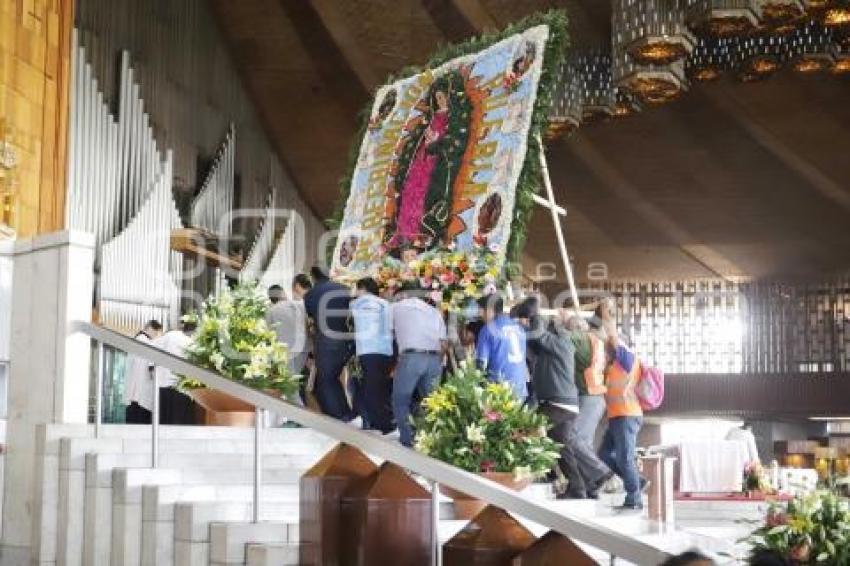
top-left (614, 88), bottom-right (643, 117)
top-left (616, 0), bottom-right (697, 65)
top-left (831, 39), bottom-right (850, 70)
top-left (823, 3), bottom-right (850, 28)
top-left (0, 119), bottom-right (19, 232)
top-left (736, 34), bottom-right (788, 79)
top-left (686, 36), bottom-right (735, 80)
top-left (578, 52), bottom-right (616, 123)
top-left (688, 0), bottom-right (764, 36)
top-left (614, 0), bottom-right (689, 104)
top-left (760, 0), bottom-right (806, 26)
top-left (545, 57), bottom-right (583, 141)
top-left (789, 21), bottom-right (836, 70)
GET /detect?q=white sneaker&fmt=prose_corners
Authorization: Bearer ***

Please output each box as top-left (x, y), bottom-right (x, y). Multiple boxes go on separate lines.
top-left (601, 475), bottom-right (624, 494)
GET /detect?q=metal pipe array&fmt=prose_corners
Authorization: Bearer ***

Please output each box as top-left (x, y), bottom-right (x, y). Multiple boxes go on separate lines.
top-left (100, 150), bottom-right (184, 330)
top-left (240, 189), bottom-right (278, 282)
top-left (190, 125), bottom-right (235, 239)
top-left (66, 33), bottom-right (163, 263)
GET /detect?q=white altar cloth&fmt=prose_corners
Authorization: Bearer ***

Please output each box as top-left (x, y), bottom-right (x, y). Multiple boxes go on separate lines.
top-left (679, 440), bottom-right (750, 493)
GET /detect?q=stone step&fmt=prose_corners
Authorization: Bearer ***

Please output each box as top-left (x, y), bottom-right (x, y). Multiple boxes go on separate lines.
top-left (245, 542), bottom-right (301, 566)
top-left (210, 521), bottom-right (299, 565)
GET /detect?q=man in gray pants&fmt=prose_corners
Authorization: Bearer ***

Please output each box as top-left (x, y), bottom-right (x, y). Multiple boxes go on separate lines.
top-left (527, 313), bottom-right (615, 499)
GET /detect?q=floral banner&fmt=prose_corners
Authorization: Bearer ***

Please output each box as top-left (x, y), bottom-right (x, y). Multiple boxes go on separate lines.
top-left (331, 24), bottom-right (551, 279)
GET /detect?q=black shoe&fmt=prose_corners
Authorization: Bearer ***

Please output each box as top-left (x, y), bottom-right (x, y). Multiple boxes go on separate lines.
top-left (556, 490), bottom-right (588, 500)
top-left (591, 471), bottom-right (616, 493)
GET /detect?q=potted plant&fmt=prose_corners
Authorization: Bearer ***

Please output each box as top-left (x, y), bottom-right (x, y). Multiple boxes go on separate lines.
top-left (413, 360), bottom-right (560, 518)
top-left (741, 490), bottom-right (850, 564)
top-left (178, 282), bottom-right (300, 423)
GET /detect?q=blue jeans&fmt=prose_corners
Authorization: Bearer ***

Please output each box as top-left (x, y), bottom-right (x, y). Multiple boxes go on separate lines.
top-left (314, 340), bottom-right (354, 421)
top-left (393, 352), bottom-right (442, 446)
top-left (599, 416), bottom-right (643, 506)
top-left (575, 395), bottom-right (606, 451)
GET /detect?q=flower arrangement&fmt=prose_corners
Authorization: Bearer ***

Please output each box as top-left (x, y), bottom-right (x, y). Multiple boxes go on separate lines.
top-left (375, 245), bottom-right (505, 312)
top-left (741, 491), bottom-right (850, 564)
top-left (178, 283), bottom-right (299, 398)
top-left (744, 461), bottom-right (772, 494)
top-left (413, 360), bottom-right (560, 480)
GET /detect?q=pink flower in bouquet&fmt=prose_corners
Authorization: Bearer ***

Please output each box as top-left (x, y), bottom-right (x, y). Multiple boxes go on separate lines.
top-left (480, 460), bottom-right (496, 473)
top-left (430, 290), bottom-right (442, 303)
top-left (766, 510), bottom-right (788, 528)
top-left (484, 410), bottom-right (503, 423)
top-left (419, 277), bottom-right (433, 289)
top-left (439, 271), bottom-right (456, 285)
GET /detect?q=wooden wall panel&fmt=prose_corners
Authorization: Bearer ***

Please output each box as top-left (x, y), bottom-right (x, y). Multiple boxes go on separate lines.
top-left (0, 0), bottom-right (73, 237)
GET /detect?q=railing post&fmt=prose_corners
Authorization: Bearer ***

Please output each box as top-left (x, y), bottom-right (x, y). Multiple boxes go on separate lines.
top-left (254, 407), bottom-right (264, 523)
top-left (151, 370), bottom-right (159, 468)
top-left (431, 480), bottom-right (441, 566)
top-left (94, 341), bottom-right (104, 438)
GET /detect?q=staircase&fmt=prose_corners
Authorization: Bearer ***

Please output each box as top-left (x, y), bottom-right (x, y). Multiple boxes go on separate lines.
top-left (30, 423), bottom-right (615, 566)
top-left (34, 424), bottom-right (334, 566)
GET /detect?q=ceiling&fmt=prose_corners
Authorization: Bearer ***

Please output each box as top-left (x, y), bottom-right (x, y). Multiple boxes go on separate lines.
top-left (209, 0), bottom-right (850, 283)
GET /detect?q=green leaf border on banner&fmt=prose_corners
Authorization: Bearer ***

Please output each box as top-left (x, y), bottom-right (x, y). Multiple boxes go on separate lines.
top-left (327, 10), bottom-right (569, 278)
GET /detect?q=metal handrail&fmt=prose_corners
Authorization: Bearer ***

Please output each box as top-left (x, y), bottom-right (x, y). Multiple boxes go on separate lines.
top-left (75, 320), bottom-right (670, 565)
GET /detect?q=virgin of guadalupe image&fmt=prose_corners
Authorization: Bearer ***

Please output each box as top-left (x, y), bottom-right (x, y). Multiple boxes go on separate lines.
top-left (384, 71), bottom-right (472, 252)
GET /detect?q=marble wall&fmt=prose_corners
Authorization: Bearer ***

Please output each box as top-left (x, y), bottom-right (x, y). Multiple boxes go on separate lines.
top-left (0, 231), bottom-right (94, 560)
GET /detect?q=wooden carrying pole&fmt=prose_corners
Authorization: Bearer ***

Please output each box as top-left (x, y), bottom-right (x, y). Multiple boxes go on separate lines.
top-left (535, 134), bottom-right (581, 311)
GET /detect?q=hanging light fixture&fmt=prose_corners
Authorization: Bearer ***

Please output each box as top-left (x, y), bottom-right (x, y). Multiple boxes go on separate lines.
top-left (788, 21), bottom-right (836, 71)
top-left (831, 38), bottom-right (850, 70)
top-left (577, 52), bottom-right (616, 123)
top-left (614, 88), bottom-right (643, 117)
top-left (687, 36), bottom-right (735, 80)
top-left (736, 34), bottom-right (789, 80)
top-left (688, 0), bottom-right (763, 37)
top-left (614, 38), bottom-right (688, 103)
top-left (614, 0), bottom-right (689, 104)
top-left (760, 0), bottom-right (806, 26)
top-left (545, 57), bottom-right (583, 141)
top-left (823, 3), bottom-right (850, 28)
top-left (615, 0), bottom-right (697, 65)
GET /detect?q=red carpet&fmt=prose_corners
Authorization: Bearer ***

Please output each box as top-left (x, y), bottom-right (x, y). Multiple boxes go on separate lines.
top-left (675, 492), bottom-right (793, 502)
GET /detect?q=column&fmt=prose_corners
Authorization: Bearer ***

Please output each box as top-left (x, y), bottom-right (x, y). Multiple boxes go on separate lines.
top-left (0, 230), bottom-right (94, 562)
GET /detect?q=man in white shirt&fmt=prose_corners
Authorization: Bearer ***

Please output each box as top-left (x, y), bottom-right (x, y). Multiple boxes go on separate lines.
top-left (153, 318), bottom-right (196, 425)
top-left (265, 275), bottom-right (312, 375)
top-left (391, 289), bottom-right (447, 446)
top-left (123, 320), bottom-right (163, 424)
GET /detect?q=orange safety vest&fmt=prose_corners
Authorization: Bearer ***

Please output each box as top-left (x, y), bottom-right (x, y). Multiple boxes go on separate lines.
top-left (604, 350), bottom-right (643, 419)
top-left (583, 334), bottom-right (607, 396)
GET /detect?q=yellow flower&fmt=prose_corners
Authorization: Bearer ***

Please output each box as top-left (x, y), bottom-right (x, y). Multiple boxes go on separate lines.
top-left (464, 283), bottom-right (478, 296)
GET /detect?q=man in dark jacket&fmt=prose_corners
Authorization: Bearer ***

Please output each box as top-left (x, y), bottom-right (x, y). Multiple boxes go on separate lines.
top-left (527, 313), bottom-right (615, 499)
top-left (303, 265), bottom-right (354, 421)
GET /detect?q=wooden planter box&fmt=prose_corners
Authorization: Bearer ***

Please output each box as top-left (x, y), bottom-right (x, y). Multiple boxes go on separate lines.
top-left (189, 389), bottom-right (256, 427)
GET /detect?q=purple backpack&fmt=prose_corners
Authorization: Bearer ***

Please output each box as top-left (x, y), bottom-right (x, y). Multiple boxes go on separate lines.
top-left (636, 365), bottom-right (665, 411)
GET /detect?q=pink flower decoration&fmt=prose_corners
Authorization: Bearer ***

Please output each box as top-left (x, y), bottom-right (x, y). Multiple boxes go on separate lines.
top-left (430, 290), bottom-right (442, 303)
top-left (439, 272), bottom-right (456, 285)
top-left (484, 410), bottom-right (503, 422)
top-left (419, 277), bottom-right (432, 289)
